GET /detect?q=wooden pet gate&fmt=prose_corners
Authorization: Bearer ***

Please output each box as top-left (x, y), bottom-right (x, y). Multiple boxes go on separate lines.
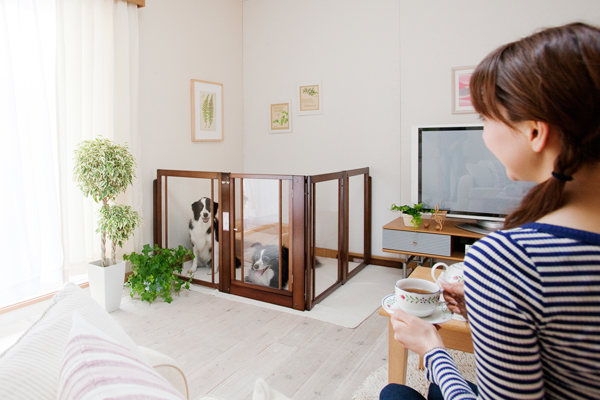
top-left (153, 168), bottom-right (371, 311)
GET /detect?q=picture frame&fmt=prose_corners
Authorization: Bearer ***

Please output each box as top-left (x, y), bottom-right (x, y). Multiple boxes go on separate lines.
top-left (297, 80), bottom-right (323, 115)
top-left (191, 79), bottom-right (224, 142)
top-left (269, 100), bottom-right (292, 133)
top-left (451, 66), bottom-right (476, 114)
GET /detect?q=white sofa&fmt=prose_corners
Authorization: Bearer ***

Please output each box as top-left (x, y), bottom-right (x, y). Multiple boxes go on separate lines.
top-left (0, 283), bottom-right (291, 400)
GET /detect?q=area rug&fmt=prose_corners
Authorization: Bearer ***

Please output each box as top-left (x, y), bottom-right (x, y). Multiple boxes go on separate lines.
top-left (189, 263), bottom-right (402, 329)
top-left (351, 350), bottom-right (477, 399)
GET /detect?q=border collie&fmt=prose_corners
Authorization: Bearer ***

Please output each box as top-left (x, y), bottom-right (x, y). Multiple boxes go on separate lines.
top-left (245, 243), bottom-right (289, 289)
top-left (189, 197), bottom-right (218, 274)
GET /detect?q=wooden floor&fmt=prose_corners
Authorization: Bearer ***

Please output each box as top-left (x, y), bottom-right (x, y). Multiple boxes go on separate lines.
top-left (111, 287), bottom-right (389, 400)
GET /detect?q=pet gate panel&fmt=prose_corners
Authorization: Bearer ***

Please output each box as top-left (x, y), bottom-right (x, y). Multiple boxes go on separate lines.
top-left (347, 171), bottom-right (370, 276)
top-left (154, 168), bottom-right (369, 311)
top-left (155, 170), bottom-right (221, 289)
top-left (306, 168), bottom-right (371, 310)
top-left (312, 178), bottom-right (341, 300)
top-left (227, 174), bottom-right (303, 309)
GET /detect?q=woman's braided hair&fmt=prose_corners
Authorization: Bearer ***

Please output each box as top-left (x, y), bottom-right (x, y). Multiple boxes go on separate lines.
top-left (470, 22), bottom-right (600, 229)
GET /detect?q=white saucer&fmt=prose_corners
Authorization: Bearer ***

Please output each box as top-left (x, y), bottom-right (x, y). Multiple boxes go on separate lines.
top-left (381, 294), bottom-right (453, 324)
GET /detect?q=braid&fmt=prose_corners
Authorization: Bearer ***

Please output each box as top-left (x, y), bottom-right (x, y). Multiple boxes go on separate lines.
top-left (504, 136), bottom-right (581, 229)
top-left (503, 179), bottom-right (566, 229)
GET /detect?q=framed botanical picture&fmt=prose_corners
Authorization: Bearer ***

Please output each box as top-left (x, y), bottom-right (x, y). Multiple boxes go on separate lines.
top-left (191, 79), bottom-right (224, 142)
top-left (451, 66), bottom-right (476, 114)
top-left (269, 100), bottom-right (292, 133)
top-left (297, 80), bottom-right (323, 115)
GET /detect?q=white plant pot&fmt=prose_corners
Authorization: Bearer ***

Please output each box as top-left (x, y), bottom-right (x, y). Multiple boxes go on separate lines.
top-left (87, 260), bottom-right (126, 312)
top-left (401, 214), bottom-right (414, 227)
top-left (402, 212), bottom-right (433, 228)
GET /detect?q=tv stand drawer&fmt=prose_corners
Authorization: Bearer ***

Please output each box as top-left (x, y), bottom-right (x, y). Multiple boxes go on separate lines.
top-left (383, 229), bottom-right (451, 257)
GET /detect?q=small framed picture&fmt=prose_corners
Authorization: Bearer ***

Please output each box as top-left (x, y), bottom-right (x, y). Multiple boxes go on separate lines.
top-left (297, 80), bottom-right (323, 116)
top-left (191, 79), bottom-right (224, 142)
top-left (269, 100), bottom-right (292, 133)
top-left (451, 66), bottom-right (476, 114)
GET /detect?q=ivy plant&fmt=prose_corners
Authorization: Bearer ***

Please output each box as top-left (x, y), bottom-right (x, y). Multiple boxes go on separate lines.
top-left (390, 202), bottom-right (433, 228)
top-left (124, 244), bottom-right (194, 304)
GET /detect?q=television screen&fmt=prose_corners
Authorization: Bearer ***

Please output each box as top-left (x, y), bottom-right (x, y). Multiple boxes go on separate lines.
top-left (411, 125), bottom-right (535, 222)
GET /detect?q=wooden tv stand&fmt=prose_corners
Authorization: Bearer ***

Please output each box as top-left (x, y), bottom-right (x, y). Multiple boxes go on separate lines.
top-left (382, 217), bottom-right (485, 278)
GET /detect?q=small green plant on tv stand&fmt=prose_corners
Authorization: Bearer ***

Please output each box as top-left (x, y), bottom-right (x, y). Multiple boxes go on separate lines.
top-left (390, 202), bottom-right (433, 228)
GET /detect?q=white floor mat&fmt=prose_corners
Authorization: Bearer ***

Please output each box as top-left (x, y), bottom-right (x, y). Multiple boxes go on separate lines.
top-left (189, 263), bottom-right (403, 328)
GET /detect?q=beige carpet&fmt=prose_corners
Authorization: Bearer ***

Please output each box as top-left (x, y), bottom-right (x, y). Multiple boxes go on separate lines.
top-left (351, 350), bottom-right (477, 400)
top-left (190, 263), bottom-right (403, 328)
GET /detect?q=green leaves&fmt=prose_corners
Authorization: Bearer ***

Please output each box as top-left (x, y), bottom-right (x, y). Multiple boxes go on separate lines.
top-left (302, 87), bottom-right (318, 96)
top-left (73, 137), bottom-right (136, 204)
top-left (390, 203), bottom-right (433, 228)
top-left (73, 137), bottom-right (141, 266)
top-left (272, 111), bottom-right (289, 126)
top-left (124, 244), bottom-right (194, 304)
top-left (202, 93), bottom-right (214, 128)
top-left (98, 204), bottom-right (143, 248)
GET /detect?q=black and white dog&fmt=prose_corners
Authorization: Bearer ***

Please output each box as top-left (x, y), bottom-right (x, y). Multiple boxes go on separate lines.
top-left (189, 197), bottom-right (219, 274)
top-left (245, 243), bottom-right (289, 289)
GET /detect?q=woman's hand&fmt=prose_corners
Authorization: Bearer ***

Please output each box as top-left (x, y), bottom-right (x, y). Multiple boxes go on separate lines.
top-left (390, 309), bottom-right (445, 357)
top-left (440, 279), bottom-right (467, 320)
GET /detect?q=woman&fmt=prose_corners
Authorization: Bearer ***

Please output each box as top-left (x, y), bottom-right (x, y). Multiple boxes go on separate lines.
top-left (381, 22), bottom-right (600, 400)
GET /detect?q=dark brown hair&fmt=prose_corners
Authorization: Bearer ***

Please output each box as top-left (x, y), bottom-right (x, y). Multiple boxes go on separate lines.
top-left (470, 22), bottom-right (600, 229)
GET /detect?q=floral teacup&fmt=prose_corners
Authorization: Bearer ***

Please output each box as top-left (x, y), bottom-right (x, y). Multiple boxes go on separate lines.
top-left (394, 278), bottom-right (441, 317)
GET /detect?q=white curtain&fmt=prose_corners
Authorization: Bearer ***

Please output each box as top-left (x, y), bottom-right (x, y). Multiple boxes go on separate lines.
top-left (0, 0), bottom-right (64, 308)
top-left (56, 0), bottom-right (142, 278)
top-left (0, 0), bottom-right (141, 308)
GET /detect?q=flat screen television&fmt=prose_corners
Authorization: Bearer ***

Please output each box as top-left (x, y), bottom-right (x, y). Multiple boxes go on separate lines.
top-left (411, 124), bottom-right (536, 235)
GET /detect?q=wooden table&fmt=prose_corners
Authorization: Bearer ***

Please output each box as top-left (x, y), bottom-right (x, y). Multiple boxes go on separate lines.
top-left (379, 266), bottom-right (473, 384)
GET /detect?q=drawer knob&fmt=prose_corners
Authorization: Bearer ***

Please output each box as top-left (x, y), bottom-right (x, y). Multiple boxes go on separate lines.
top-left (412, 241), bottom-right (417, 245)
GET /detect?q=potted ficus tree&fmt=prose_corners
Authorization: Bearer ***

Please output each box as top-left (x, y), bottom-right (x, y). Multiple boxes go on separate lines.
top-left (73, 137), bottom-right (142, 312)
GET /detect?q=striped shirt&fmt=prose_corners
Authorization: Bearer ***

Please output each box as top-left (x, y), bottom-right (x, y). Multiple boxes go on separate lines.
top-left (423, 223), bottom-right (600, 399)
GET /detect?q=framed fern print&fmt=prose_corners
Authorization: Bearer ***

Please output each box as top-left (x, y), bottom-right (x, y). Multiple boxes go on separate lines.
top-left (269, 100), bottom-right (292, 133)
top-left (191, 79), bottom-right (224, 142)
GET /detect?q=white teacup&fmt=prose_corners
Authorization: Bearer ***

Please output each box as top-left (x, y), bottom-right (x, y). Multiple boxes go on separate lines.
top-left (394, 278), bottom-right (441, 317)
top-left (431, 262), bottom-right (465, 286)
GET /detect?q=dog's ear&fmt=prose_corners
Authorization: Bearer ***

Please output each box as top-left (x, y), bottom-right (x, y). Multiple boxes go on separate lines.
top-left (191, 201), bottom-right (201, 221)
top-left (213, 201), bottom-right (218, 215)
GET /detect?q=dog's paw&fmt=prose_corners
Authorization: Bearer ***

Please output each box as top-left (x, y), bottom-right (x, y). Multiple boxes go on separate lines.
top-left (188, 263), bottom-right (198, 275)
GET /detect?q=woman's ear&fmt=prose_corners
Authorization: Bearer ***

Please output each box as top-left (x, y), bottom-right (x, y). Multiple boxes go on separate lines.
top-left (524, 120), bottom-right (550, 153)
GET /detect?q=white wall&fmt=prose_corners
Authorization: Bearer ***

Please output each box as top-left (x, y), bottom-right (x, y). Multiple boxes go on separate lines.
top-left (243, 0), bottom-right (401, 257)
top-left (135, 0), bottom-right (600, 258)
top-left (399, 0), bottom-right (600, 206)
top-left (137, 0), bottom-right (244, 245)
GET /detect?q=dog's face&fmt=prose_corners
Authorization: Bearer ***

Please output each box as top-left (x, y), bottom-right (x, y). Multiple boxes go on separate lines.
top-left (250, 244), bottom-right (279, 276)
top-left (191, 197), bottom-right (218, 224)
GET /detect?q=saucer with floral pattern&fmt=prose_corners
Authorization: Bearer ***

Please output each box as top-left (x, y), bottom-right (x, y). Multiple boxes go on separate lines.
top-left (381, 294), bottom-right (453, 324)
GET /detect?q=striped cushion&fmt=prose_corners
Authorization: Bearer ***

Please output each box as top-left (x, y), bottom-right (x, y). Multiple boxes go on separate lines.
top-left (58, 312), bottom-right (184, 400)
top-left (0, 283), bottom-right (149, 399)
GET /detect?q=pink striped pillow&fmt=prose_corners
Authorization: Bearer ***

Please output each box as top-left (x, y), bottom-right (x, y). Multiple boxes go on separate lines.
top-left (58, 312), bottom-right (185, 400)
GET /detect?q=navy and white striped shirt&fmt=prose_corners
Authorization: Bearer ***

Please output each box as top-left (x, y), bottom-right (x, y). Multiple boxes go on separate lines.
top-left (424, 223), bottom-right (600, 399)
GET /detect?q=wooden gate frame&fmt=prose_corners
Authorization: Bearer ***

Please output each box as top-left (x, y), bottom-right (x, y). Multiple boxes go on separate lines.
top-left (305, 168), bottom-right (372, 310)
top-left (153, 168), bottom-right (371, 311)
